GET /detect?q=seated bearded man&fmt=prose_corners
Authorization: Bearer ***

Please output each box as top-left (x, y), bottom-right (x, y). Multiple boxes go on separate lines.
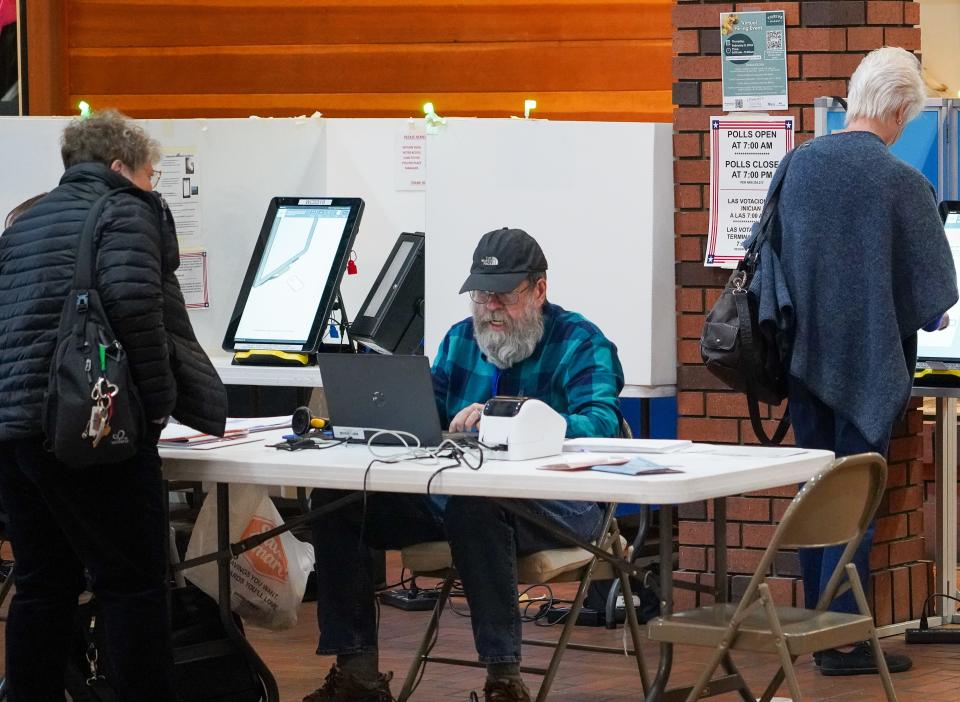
top-left (306, 227), bottom-right (625, 702)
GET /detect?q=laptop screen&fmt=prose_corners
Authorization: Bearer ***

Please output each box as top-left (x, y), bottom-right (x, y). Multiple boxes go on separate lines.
top-left (316, 354), bottom-right (443, 446)
top-left (917, 205), bottom-right (960, 362)
top-left (222, 197), bottom-right (364, 353)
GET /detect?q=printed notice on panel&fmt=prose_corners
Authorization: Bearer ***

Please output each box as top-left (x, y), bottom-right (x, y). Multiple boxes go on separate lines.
top-left (720, 10), bottom-right (788, 112)
top-left (395, 124), bottom-right (426, 190)
top-left (705, 116), bottom-right (794, 267)
top-left (176, 249), bottom-right (210, 309)
top-left (158, 151), bottom-right (201, 238)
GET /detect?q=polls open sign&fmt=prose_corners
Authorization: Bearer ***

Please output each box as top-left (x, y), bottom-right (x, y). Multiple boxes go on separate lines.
top-left (705, 116), bottom-right (794, 267)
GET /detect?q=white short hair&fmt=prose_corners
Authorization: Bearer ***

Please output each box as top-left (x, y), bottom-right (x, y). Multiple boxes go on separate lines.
top-left (845, 47), bottom-right (925, 126)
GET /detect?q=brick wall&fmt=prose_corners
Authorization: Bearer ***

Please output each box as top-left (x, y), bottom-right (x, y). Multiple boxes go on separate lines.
top-left (672, 0), bottom-right (931, 624)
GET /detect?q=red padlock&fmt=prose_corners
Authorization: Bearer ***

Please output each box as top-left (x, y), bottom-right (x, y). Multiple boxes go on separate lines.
top-left (346, 251), bottom-right (358, 275)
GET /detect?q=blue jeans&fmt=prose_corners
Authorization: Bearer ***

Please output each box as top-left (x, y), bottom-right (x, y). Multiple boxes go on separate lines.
top-left (789, 380), bottom-right (889, 614)
top-left (0, 429), bottom-right (175, 702)
top-left (309, 490), bottom-right (602, 664)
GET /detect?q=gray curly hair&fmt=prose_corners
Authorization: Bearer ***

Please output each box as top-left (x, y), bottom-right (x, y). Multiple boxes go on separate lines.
top-left (60, 109), bottom-right (161, 170)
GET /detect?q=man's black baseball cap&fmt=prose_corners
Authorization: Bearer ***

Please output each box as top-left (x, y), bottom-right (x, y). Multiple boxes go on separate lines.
top-left (459, 228), bottom-right (549, 294)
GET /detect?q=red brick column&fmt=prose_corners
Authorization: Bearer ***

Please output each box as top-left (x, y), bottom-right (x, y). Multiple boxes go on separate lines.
top-left (672, 0), bottom-right (931, 623)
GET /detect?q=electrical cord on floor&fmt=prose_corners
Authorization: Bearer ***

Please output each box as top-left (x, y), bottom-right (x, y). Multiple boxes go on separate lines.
top-left (518, 583), bottom-right (557, 623)
top-left (374, 568), bottom-right (418, 592)
top-left (918, 593), bottom-right (960, 629)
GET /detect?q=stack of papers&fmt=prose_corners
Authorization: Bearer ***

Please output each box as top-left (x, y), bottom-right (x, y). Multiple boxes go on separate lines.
top-left (563, 438), bottom-right (692, 454)
top-left (159, 415), bottom-right (290, 449)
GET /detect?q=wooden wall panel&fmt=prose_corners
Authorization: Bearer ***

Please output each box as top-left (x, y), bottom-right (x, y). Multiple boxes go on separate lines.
top-left (71, 42), bottom-right (670, 94)
top-left (25, 0), bottom-right (68, 115)
top-left (32, 0), bottom-right (673, 120)
top-left (70, 1), bottom-right (673, 46)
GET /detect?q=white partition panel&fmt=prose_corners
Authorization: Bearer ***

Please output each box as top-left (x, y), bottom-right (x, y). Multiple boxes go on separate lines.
top-left (2, 117), bottom-right (675, 390)
top-left (324, 119), bottom-right (426, 319)
top-left (0, 117), bottom-right (65, 221)
top-left (139, 117), bottom-right (328, 354)
top-left (0, 116), bottom-right (329, 355)
top-left (424, 119), bottom-right (675, 389)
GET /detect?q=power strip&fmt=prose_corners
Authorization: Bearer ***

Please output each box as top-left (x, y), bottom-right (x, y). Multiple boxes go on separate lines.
top-left (545, 605), bottom-right (605, 627)
top-left (904, 627), bottom-right (960, 644)
top-left (378, 589), bottom-right (440, 612)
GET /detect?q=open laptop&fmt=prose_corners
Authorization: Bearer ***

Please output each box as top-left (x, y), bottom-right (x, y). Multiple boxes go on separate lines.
top-left (915, 201), bottom-right (960, 386)
top-left (316, 354), bottom-right (445, 446)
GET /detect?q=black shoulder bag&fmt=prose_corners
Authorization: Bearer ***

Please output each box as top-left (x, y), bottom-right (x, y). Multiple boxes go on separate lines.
top-left (43, 188), bottom-right (146, 468)
top-left (700, 150), bottom-right (799, 445)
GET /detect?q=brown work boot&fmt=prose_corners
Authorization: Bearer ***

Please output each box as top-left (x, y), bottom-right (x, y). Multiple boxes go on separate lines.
top-left (303, 665), bottom-right (395, 702)
top-left (482, 678), bottom-right (532, 702)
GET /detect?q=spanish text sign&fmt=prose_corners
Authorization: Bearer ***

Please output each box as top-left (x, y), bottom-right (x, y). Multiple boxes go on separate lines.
top-left (705, 116), bottom-right (794, 267)
top-left (721, 10), bottom-right (788, 111)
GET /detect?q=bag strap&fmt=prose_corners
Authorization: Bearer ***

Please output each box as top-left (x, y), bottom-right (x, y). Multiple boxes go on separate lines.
top-left (747, 395), bottom-right (790, 446)
top-left (72, 185), bottom-right (153, 291)
top-left (734, 285), bottom-right (791, 445)
top-left (744, 143), bottom-right (805, 255)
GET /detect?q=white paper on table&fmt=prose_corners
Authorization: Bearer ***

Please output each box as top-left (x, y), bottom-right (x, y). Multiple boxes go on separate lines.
top-left (684, 445), bottom-right (807, 458)
top-left (160, 435), bottom-right (263, 450)
top-left (564, 438), bottom-right (692, 454)
top-left (224, 416), bottom-right (291, 432)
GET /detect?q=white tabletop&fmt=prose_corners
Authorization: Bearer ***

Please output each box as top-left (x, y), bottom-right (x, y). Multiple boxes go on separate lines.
top-left (161, 430), bottom-right (833, 504)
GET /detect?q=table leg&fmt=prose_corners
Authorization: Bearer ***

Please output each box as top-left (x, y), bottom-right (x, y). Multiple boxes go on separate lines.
top-left (215, 483), bottom-right (281, 702)
top-left (713, 498), bottom-right (728, 603)
top-left (714, 498), bottom-right (754, 702)
top-left (645, 504), bottom-right (674, 702)
top-left (935, 397), bottom-right (958, 620)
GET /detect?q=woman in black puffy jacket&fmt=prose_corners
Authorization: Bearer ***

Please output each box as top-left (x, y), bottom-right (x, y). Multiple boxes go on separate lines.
top-left (0, 109), bottom-right (226, 701)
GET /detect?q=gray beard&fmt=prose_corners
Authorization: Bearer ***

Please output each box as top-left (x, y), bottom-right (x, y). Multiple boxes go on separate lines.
top-left (472, 302), bottom-right (545, 369)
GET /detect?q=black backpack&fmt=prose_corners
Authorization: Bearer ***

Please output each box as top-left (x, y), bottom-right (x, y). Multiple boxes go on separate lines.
top-left (700, 148), bottom-right (801, 445)
top-left (43, 188), bottom-right (147, 468)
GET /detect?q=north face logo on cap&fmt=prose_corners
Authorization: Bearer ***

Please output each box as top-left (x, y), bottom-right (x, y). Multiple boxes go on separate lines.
top-left (481, 256), bottom-right (499, 266)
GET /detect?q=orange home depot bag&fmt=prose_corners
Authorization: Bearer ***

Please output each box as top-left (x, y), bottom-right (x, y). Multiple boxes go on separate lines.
top-left (184, 485), bottom-right (315, 630)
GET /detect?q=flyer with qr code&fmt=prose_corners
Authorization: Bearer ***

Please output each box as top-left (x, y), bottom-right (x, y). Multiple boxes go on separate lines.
top-left (720, 10), bottom-right (788, 112)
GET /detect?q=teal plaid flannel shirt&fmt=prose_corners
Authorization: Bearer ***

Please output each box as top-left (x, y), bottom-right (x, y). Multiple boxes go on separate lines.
top-left (431, 302), bottom-right (624, 438)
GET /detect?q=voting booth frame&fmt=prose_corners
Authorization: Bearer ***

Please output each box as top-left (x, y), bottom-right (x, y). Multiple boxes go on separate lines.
top-left (815, 97), bottom-right (960, 201)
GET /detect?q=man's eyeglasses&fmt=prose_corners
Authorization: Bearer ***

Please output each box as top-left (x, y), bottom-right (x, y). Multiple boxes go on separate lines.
top-left (468, 284), bottom-right (531, 306)
top-left (150, 170), bottom-right (162, 188)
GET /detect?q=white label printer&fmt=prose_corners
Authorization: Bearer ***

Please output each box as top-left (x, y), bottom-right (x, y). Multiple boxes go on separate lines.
top-left (478, 396), bottom-right (566, 461)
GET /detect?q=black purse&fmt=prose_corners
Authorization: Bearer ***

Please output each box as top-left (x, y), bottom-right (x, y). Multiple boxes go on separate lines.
top-left (700, 149), bottom-right (800, 445)
top-left (42, 188), bottom-right (147, 468)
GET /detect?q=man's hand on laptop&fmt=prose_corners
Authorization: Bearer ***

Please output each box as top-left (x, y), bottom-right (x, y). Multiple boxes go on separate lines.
top-left (450, 402), bottom-right (485, 432)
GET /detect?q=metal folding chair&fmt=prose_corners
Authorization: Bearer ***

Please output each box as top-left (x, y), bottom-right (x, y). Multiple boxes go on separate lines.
top-left (395, 502), bottom-right (649, 701)
top-left (647, 452), bottom-right (896, 702)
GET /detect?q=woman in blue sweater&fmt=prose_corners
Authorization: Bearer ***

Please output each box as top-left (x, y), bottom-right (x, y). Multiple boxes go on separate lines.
top-left (776, 47), bottom-right (957, 676)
